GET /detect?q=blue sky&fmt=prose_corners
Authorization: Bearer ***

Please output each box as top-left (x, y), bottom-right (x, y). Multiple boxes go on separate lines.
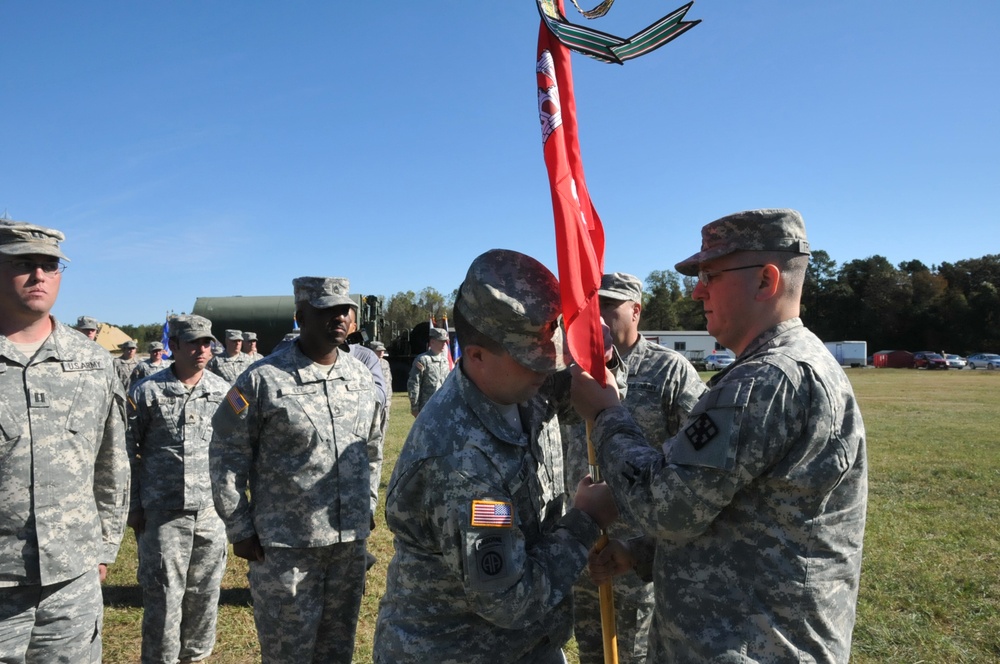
top-left (3, 1), bottom-right (998, 326)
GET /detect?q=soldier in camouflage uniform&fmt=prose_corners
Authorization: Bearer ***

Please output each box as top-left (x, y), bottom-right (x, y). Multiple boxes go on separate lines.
top-left (371, 341), bottom-right (392, 408)
top-left (374, 249), bottom-right (619, 664)
top-left (406, 326), bottom-right (450, 416)
top-left (114, 339), bottom-right (139, 391)
top-left (206, 329), bottom-right (247, 384)
top-left (210, 276), bottom-right (381, 664)
top-left (74, 315), bottom-right (100, 341)
top-left (126, 315), bottom-right (229, 664)
top-left (241, 331), bottom-right (264, 363)
top-left (573, 209), bottom-right (868, 663)
top-left (130, 340), bottom-right (172, 383)
top-left (564, 271), bottom-right (707, 664)
top-left (0, 220), bottom-right (129, 663)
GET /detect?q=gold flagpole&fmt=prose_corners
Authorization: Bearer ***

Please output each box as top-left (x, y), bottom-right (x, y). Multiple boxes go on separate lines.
top-left (587, 421), bottom-right (618, 664)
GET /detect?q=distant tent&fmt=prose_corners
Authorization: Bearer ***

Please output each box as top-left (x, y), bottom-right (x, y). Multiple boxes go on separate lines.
top-left (872, 350), bottom-right (913, 368)
top-left (94, 324), bottom-right (133, 353)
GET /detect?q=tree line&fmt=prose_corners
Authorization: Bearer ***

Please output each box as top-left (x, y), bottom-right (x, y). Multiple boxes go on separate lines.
top-left (114, 252), bottom-right (1000, 357)
top-left (643, 251), bottom-right (1000, 355)
top-left (382, 252), bottom-right (1000, 356)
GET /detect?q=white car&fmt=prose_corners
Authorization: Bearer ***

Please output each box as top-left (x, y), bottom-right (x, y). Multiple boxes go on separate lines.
top-left (967, 353), bottom-right (1000, 370)
top-left (704, 353), bottom-right (735, 371)
top-left (945, 354), bottom-right (967, 369)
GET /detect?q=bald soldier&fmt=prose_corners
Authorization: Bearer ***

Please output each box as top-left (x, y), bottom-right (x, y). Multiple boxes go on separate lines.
top-left (0, 220), bottom-right (129, 663)
top-left (573, 209), bottom-right (867, 663)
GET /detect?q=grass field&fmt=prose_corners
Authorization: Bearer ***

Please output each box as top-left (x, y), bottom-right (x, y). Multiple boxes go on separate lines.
top-left (102, 369), bottom-right (1000, 662)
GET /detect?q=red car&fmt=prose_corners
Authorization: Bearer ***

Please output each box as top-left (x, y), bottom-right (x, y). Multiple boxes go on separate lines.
top-left (912, 352), bottom-right (949, 370)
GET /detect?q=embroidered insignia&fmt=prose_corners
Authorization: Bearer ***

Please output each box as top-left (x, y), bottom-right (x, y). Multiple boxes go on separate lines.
top-left (226, 387), bottom-right (249, 415)
top-left (685, 412), bottom-right (718, 451)
top-left (476, 535), bottom-right (506, 577)
top-left (62, 360), bottom-right (103, 371)
top-left (471, 500), bottom-right (513, 528)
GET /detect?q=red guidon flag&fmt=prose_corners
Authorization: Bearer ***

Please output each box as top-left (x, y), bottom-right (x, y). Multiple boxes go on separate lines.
top-left (536, 5), bottom-right (606, 386)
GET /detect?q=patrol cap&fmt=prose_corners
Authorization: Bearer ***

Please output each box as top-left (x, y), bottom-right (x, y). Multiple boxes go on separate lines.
top-left (75, 316), bottom-right (99, 331)
top-left (674, 208), bottom-right (811, 277)
top-left (370, 341), bottom-right (386, 353)
top-left (224, 329), bottom-right (243, 341)
top-left (242, 331), bottom-right (257, 342)
top-left (148, 341), bottom-right (165, 352)
top-left (455, 249), bottom-right (570, 373)
top-left (598, 272), bottom-right (643, 302)
top-left (170, 315), bottom-right (217, 342)
top-left (428, 327), bottom-right (449, 341)
top-left (119, 340), bottom-right (137, 349)
top-left (292, 276), bottom-right (358, 310)
top-left (0, 220), bottom-right (70, 261)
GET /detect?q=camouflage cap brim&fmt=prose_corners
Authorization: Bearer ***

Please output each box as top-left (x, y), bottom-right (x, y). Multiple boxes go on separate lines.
top-left (675, 208), bottom-right (810, 276)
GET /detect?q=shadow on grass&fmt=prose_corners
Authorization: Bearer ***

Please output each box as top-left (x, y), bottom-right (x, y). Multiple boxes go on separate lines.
top-left (102, 585), bottom-right (254, 608)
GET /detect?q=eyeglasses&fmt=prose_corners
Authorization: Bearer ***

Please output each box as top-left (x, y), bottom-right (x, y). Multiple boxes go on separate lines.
top-left (2, 259), bottom-right (67, 275)
top-left (697, 264), bottom-right (765, 287)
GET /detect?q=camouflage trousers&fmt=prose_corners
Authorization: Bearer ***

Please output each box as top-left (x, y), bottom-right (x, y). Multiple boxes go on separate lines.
top-left (138, 507), bottom-right (227, 664)
top-left (572, 572), bottom-right (653, 664)
top-left (248, 540), bottom-right (366, 664)
top-left (0, 568), bottom-right (102, 664)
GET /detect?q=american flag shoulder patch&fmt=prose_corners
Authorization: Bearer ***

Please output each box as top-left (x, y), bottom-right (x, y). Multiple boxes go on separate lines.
top-left (471, 500), bottom-right (513, 528)
top-left (226, 387), bottom-right (249, 415)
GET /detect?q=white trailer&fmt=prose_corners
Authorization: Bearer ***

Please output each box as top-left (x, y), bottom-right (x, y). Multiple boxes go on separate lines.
top-left (640, 330), bottom-right (727, 363)
top-left (824, 341), bottom-right (867, 368)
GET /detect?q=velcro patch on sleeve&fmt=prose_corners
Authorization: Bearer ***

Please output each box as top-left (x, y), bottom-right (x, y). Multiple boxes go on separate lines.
top-left (226, 387), bottom-right (249, 415)
top-left (471, 500), bottom-right (513, 528)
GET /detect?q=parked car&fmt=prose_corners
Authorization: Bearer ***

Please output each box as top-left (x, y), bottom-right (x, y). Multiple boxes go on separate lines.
top-left (912, 352), bottom-right (949, 370)
top-left (945, 354), bottom-right (967, 369)
top-left (704, 353), bottom-right (735, 371)
top-left (967, 353), bottom-right (1000, 370)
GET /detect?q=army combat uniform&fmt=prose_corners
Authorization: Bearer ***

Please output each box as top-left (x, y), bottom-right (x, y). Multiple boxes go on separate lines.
top-left (114, 356), bottom-right (138, 391)
top-left (206, 352), bottom-right (248, 385)
top-left (564, 335), bottom-right (707, 664)
top-left (130, 357), bottom-right (172, 384)
top-left (127, 366), bottom-right (230, 664)
top-left (0, 320), bottom-right (130, 662)
top-left (210, 342), bottom-right (381, 663)
top-left (374, 366), bottom-right (601, 664)
top-left (406, 348), bottom-right (449, 413)
top-left (590, 319), bottom-right (867, 663)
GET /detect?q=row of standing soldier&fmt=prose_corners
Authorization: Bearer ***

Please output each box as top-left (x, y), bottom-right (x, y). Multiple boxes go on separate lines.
top-left (0, 208), bottom-right (867, 664)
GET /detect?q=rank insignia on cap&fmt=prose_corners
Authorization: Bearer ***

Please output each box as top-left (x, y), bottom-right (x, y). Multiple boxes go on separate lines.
top-left (471, 500), bottom-right (513, 528)
top-left (226, 387), bottom-right (249, 415)
top-left (685, 412), bottom-right (718, 451)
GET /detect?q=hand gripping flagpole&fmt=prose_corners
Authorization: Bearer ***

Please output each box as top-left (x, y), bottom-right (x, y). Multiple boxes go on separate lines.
top-left (587, 421), bottom-right (618, 664)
